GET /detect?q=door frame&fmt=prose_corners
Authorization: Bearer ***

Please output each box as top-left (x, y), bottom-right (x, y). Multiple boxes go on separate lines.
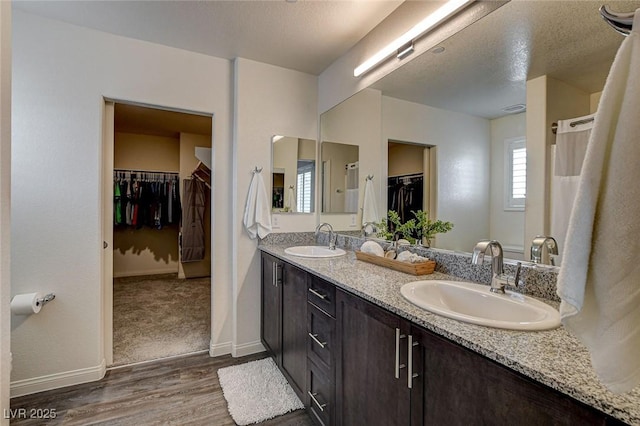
top-left (101, 97), bottom-right (215, 366)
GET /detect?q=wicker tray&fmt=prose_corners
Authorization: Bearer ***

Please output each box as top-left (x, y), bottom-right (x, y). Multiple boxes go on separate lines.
top-left (355, 251), bottom-right (435, 275)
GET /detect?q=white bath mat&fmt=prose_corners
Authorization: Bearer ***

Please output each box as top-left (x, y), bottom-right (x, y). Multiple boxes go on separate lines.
top-left (217, 357), bottom-right (304, 425)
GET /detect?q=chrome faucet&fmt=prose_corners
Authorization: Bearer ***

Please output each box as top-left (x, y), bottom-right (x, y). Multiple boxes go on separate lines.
top-left (471, 240), bottom-right (521, 294)
top-left (315, 222), bottom-right (337, 250)
top-left (530, 236), bottom-right (559, 266)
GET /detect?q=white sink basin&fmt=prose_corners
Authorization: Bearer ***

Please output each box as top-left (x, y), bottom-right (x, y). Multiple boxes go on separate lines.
top-left (400, 280), bottom-right (560, 331)
top-left (284, 246), bottom-right (346, 258)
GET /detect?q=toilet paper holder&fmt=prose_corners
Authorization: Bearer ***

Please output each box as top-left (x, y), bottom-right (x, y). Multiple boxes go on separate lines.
top-left (36, 293), bottom-right (56, 307)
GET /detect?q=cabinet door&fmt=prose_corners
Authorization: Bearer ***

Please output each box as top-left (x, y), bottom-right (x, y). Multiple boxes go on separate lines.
top-left (409, 325), bottom-right (610, 426)
top-left (261, 253), bottom-right (282, 363)
top-left (336, 289), bottom-right (410, 426)
top-left (282, 262), bottom-right (308, 402)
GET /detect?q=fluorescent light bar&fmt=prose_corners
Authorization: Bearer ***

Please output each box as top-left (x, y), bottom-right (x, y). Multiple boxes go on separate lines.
top-left (353, 0), bottom-right (474, 77)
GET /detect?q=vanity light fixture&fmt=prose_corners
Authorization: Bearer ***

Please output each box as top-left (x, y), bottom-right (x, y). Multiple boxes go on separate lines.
top-left (397, 42), bottom-right (415, 60)
top-left (353, 0), bottom-right (474, 77)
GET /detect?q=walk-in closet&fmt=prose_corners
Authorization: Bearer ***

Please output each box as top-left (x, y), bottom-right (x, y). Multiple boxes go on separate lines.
top-left (387, 141), bottom-right (430, 227)
top-left (110, 103), bottom-right (212, 366)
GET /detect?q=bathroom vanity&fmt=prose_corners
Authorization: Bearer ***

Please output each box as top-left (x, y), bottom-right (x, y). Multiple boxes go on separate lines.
top-left (259, 241), bottom-right (638, 426)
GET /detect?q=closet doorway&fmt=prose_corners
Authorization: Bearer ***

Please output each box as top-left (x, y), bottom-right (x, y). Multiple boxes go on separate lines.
top-left (387, 140), bottom-right (435, 230)
top-left (102, 101), bottom-right (213, 367)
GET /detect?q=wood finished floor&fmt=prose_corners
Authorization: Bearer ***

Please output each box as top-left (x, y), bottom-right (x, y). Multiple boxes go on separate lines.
top-left (9, 352), bottom-right (313, 426)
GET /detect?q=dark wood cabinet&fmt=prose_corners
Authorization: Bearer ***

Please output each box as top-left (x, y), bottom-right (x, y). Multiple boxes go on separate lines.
top-left (261, 254), bottom-right (626, 426)
top-left (308, 356), bottom-right (334, 426)
top-left (260, 253), bottom-right (307, 404)
top-left (282, 262), bottom-right (308, 401)
top-left (409, 324), bottom-right (622, 426)
top-left (335, 289), bottom-right (411, 426)
top-left (307, 277), bottom-right (337, 426)
top-left (261, 253), bottom-right (281, 362)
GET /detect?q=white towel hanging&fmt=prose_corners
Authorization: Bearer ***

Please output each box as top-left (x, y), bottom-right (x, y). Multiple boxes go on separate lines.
top-left (557, 9), bottom-right (640, 394)
top-left (362, 177), bottom-right (379, 226)
top-left (243, 169), bottom-right (272, 239)
top-left (285, 186), bottom-right (297, 213)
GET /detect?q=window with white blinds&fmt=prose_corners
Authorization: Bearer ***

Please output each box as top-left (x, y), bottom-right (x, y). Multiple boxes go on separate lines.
top-left (296, 161), bottom-right (315, 213)
top-left (505, 138), bottom-right (526, 211)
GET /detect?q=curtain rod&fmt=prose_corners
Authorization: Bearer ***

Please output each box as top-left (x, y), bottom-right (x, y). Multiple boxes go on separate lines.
top-left (551, 117), bottom-right (595, 135)
top-left (388, 172), bottom-right (424, 179)
top-left (113, 168), bottom-right (180, 174)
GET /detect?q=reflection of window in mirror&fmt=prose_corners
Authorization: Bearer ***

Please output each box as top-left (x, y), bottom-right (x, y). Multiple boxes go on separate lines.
top-left (505, 137), bottom-right (526, 211)
top-left (272, 135), bottom-right (316, 213)
top-left (296, 160), bottom-right (315, 213)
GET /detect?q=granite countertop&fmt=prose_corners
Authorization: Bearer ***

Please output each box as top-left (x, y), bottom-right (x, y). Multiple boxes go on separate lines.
top-left (259, 243), bottom-right (640, 425)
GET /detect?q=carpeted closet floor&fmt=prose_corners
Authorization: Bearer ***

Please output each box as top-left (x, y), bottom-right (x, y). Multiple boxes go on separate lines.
top-left (112, 273), bottom-right (211, 367)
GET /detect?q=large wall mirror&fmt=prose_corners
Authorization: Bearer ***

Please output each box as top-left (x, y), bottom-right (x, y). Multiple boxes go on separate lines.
top-left (320, 0), bottom-right (632, 261)
top-left (319, 89), bottom-right (380, 229)
top-left (271, 135), bottom-right (316, 213)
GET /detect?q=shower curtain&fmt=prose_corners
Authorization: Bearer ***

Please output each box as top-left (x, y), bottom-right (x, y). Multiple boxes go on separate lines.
top-left (345, 162), bottom-right (359, 213)
top-left (550, 113), bottom-right (595, 263)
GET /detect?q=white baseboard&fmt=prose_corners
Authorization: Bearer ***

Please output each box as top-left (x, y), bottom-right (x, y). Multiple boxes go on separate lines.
top-left (210, 340), bottom-right (232, 357)
top-left (10, 359), bottom-right (106, 398)
top-left (232, 340), bottom-right (265, 358)
top-left (113, 268), bottom-right (178, 278)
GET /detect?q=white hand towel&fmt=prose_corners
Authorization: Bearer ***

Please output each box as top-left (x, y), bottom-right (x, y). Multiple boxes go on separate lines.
top-left (286, 186), bottom-right (297, 213)
top-left (362, 178), bottom-right (379, 226)
top-left (243, 170), bottom-right (272, 240)
top-left (557, 10), bottom-right (640, 394)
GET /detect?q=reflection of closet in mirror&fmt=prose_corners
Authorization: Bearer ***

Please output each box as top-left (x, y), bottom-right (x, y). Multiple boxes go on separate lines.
top-left (321, 141), bottom-right (359, 213)
top-left (271, 135), bottom-right (316, 213)
top-left (387, 141), bottom-right (431, 227)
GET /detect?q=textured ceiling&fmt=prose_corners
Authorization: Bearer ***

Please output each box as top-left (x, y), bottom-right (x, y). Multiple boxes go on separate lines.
top-left (14, 1), bottom-right (640, 119)
top-left (13, 0), bottom-right (402, 75)
top-left (371, 0), bottom-right (640, 119)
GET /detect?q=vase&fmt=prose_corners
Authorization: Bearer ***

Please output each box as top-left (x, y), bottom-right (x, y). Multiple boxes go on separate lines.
top-left (419, 237), bottom-right (431, 248)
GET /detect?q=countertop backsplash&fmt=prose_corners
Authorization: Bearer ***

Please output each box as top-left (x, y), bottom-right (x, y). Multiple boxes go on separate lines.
top-left (260, 231), bottom-right (561, 302)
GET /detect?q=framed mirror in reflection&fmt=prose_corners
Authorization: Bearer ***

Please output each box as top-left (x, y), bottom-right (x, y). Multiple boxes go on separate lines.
top-left (271, 135), bottom-right (316, 214)
top-left (320, 141), bottom-right (359, 214)
top-left (319, 0), bottom-right (631, 263)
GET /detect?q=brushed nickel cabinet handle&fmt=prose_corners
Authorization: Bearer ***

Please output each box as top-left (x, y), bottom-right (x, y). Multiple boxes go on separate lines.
top-left (272, 262), bottom-right (276, 287)
top-left (275, 263), bottom-right (282, 287)
top-left (308, 333), bottom-right (327, 349)
top-left (308, 288), bottom-right (327, 300)
top-left (408, 335), bottom-right (419, 388)
top-left (308, 391), bottom-right (327, 411)
top-left (395, 328), bottom-right (406, 379)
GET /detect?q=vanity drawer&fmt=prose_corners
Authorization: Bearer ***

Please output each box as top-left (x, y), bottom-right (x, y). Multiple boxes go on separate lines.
top-left (307, 276), bottom-right (336, 316)
top-left (308, 303), bottom-right (335, 370)
top-left (307, 357), bottom-right (334, 426)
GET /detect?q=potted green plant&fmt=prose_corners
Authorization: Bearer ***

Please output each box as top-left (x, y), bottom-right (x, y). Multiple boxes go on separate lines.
top-left (412, 210), bottom-right (453, 247)
top-left (375, 210), bottom-right (453, 247)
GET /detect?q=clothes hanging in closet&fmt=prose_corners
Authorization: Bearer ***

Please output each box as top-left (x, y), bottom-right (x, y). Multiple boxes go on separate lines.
top-left (180, 178), bottom-right (207, 262)
top-left (113, 171), bottom-right (181, 230)
top-left (388, 174), bottom-right (424, 224)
